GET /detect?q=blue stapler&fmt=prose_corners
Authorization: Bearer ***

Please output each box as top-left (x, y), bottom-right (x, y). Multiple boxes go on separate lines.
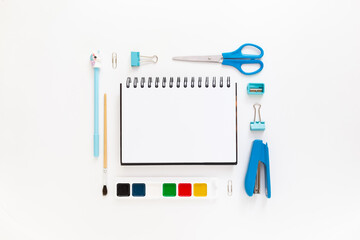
top-left (245, 140), bottom-right (271, 198)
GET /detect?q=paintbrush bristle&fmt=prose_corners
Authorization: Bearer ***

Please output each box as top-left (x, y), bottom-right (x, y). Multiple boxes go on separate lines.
top-left (102, 185), bottom-right (108, 196)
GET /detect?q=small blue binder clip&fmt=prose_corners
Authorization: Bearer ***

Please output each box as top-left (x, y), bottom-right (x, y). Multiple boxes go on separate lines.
top-left (131, 52), bottom-right (140, 66)
top-left (250, 103), bottom-right (265, 131)
top-left (131, 51), bottom-right (158, 67)
top-left (245, 140), bottom-right (271, 198)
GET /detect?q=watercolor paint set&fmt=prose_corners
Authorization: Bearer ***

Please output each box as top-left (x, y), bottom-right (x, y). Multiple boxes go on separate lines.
top-left (115, 178), bottom-right (217, 199)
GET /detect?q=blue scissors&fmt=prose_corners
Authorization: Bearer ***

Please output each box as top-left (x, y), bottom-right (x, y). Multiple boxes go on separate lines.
top-left (172, 43), bottom-right (264, 75)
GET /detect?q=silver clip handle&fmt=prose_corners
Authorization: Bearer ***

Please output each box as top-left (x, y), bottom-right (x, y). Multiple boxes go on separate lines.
top-left (253, 103), bottom-right (262, 122)
top-left (140, 55), bottom-right (158, 63)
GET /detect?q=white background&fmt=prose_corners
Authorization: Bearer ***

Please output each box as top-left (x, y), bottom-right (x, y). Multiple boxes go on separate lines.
top-left (1, 0), bottom-right (360, 239)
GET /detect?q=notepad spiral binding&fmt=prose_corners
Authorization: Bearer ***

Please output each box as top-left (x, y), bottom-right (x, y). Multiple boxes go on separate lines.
top-left (126, 77), bottom-right (231, 88)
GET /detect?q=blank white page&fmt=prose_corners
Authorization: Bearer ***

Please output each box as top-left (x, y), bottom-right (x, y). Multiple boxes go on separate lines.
top-left (120, 77), bottom-right (237, 165)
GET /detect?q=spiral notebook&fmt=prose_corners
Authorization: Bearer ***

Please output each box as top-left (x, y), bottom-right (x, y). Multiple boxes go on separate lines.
top-left (120, 77), bottom-right (238, 165)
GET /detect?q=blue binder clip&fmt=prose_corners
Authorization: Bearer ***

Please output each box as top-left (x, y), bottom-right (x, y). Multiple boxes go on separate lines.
top-left (250, 103), bottom-right (265, 131)
top-left (131, 51), bottom-right (158, 67)
top-left (245, 140), bottom-right (271, 198)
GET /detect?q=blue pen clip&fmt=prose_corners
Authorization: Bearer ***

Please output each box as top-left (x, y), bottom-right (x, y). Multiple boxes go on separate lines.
top-left (250, 103), bottom-right (265, 131)
top-left (245, 140), bottom-right (271, 198)
top-left (131, 51), bottom-right (158, 67)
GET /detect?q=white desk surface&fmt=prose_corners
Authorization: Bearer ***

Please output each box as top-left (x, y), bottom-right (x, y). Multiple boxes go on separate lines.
top-left (1, 0), bottom-right (360, 239)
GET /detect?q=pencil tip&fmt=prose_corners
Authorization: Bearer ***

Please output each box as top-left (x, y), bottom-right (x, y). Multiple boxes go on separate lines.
top-left (102, 185), bottom-right (108, 196)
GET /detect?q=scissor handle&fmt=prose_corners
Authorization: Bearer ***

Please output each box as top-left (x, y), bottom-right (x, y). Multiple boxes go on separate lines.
top-left (222, 43), bottom-right (264, 59)
top-left (222, 59), bottom-right (263, 75)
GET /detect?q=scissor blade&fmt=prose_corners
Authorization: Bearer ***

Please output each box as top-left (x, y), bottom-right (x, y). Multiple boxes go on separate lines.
top-left (172, 55), bottom-right (223, 63)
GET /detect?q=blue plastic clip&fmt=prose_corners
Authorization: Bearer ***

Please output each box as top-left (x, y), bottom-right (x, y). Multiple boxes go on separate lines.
top-left (131, 52), bottom-right (158, 67)
top-left (131, 52), bottom-right (140, 67)
top-left (247, 83), bottom-right (264, 95)
top-left (245, 140), bottom-right (271, 198)
top-left (250, 103), bottom-right (265, 131)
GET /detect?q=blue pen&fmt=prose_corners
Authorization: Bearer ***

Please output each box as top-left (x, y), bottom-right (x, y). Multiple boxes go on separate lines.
top-left (173, 43), bottom-right (264, 75)
top-left (90, 51), bottom-right (100, 157)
